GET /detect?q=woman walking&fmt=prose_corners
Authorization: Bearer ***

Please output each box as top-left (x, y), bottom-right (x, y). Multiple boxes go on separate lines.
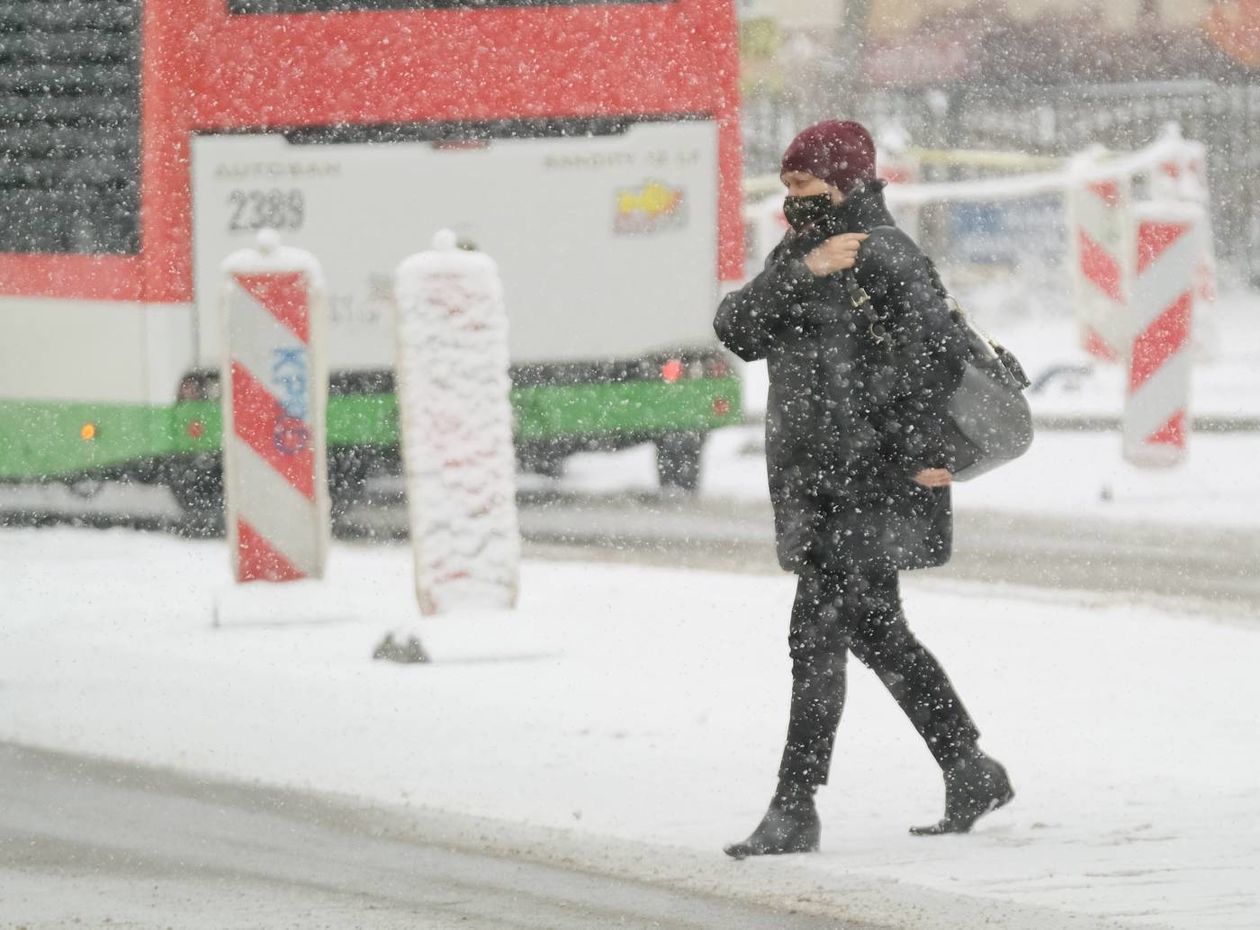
top-left (716, 120), bottom-right (1013, 859)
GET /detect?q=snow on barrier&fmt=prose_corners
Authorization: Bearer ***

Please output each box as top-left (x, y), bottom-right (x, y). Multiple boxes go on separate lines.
top-left (1123, 202), bottom-right (1202, 468)
top-left (220, 229), bottom-right (330, 583)
top-left (394, 229), bottom-right (519, 615)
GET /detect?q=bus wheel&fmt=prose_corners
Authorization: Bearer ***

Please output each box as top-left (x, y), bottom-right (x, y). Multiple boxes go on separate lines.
top-left (168, 457), bottom-right (224, 535)
top-left (329, 449), bottom-right (370, 517)
top-left (655, 432), bottom-right (704, 493)
top-left (518, 446), bottom-right (568, 479)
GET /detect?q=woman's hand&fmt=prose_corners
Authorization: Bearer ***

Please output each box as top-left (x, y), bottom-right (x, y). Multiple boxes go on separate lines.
top-left (913, 468), bottom-right (952, 488)
top-left (803, 233), bottom-right (868, 277)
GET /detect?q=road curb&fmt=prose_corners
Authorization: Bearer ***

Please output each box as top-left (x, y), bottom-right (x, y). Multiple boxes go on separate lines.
top-left (739, 413), bottom-right (1260, 432)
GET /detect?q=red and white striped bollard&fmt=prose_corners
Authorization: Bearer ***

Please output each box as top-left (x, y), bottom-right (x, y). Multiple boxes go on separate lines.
top-left (1123, 203), bottom-right (1202, 468)
top-left (221, 230), bottom-right (330, 582)
top-left (1068, 164), bottom-right (1134, 362)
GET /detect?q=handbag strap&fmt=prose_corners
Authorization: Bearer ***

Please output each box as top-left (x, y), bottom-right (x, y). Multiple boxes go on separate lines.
top-left (840, 271), bottom-right (891, 346)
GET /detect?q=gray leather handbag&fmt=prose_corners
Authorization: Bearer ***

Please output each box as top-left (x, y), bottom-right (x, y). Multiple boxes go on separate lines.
top-left (844, 261), bottom-right (1034, 482)
top-left (943, 299), bottom-right (1034, 481)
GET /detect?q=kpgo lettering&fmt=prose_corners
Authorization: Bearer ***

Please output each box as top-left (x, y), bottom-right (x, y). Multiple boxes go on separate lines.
top-left (271, 347), bottom-right (310, 455)
top-left (271, 347), bottom-right (308, 419)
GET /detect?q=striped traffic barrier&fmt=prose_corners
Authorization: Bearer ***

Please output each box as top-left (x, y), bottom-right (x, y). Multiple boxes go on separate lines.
top-left (1067, 154), bottom-right (1134, 362)
top-left (221, 230), bottom-right (330, 582)
top-left (1123, 203), bottom-right (1202, 468)
top-left (394, 229), bottom-right (519, 615)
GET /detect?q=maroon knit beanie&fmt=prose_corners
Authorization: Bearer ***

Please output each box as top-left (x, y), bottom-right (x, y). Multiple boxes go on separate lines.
top-left (780, 120), bottom-right (877, 194)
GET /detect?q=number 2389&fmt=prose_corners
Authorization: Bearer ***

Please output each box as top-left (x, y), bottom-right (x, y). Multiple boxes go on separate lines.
top-left (227, 189), bottom-right (305, 232)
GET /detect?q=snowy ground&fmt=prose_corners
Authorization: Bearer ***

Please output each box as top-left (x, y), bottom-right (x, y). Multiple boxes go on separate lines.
top-left (2, 527), bottom-right (1257, 929)
top-left (2, 287), bottom-right (1256, 927)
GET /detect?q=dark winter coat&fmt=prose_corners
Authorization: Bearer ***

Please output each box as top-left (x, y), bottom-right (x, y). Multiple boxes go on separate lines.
top-left (714, 184), bottom-right (968, 573)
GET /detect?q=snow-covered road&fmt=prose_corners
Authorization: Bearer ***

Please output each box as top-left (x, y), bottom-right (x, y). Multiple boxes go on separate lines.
top-left (0, 743), bottom-right (867, 930)
top-left (1, 527), bottom-right (1256, 929)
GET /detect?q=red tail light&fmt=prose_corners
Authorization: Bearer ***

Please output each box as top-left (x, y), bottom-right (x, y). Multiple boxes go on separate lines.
top-left (704, 356), bottom-right (730, 378)
top-left (661, 358), bottom-right (684, 383)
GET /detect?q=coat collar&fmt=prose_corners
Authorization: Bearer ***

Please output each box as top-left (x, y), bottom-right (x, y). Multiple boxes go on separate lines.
top-left (831, 180), bottom-right (897, 234)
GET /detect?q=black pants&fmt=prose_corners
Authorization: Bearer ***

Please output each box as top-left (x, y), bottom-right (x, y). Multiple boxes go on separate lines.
top-left (778, 560), bottom-right (981, 787)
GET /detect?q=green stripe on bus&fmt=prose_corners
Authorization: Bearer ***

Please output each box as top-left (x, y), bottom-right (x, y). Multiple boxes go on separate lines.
top-left (511, 378), bottom-right (741, 438)
top-left (0, 401), bottom-right (178, 480)
top-left (0, 378), bottom-right (742, 479)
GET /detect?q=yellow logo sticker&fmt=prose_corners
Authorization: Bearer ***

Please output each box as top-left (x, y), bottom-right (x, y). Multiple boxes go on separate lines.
top-left (614, 180), bottom-right (687, 235)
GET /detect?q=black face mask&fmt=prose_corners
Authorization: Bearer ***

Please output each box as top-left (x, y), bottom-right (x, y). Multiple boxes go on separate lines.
top-left (783, 193), bottom-right (836, 233)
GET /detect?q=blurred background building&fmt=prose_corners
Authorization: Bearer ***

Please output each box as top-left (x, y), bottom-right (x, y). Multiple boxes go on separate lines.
top-left (739, 0), bottom-right (1260, 280)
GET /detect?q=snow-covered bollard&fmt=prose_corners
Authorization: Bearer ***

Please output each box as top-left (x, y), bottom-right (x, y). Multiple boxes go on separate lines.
top-left (1067, 151), bottom-right (1134, 362)
top-left (1122, 202), bottom-right (1203, 468)
top-left (394, 230), bottom-right (519, 615)
top-left (220, 229), bottom-right (330, 582)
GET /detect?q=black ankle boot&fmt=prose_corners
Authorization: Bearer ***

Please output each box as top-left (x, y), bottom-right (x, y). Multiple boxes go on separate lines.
top-left (910, 751), bottom-right (1014, 836)
top-left (724, 785), bottom-right (820, 860)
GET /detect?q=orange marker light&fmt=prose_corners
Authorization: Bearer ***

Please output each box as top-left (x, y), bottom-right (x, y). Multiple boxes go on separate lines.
top-left (80, 422), bottom-right (98, 441)
top-left (661, 359), bottom-right (684, 383)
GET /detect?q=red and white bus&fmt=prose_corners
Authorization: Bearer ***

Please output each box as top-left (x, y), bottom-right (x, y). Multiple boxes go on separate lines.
top-left (0, 0), bottom-right (743, 510)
